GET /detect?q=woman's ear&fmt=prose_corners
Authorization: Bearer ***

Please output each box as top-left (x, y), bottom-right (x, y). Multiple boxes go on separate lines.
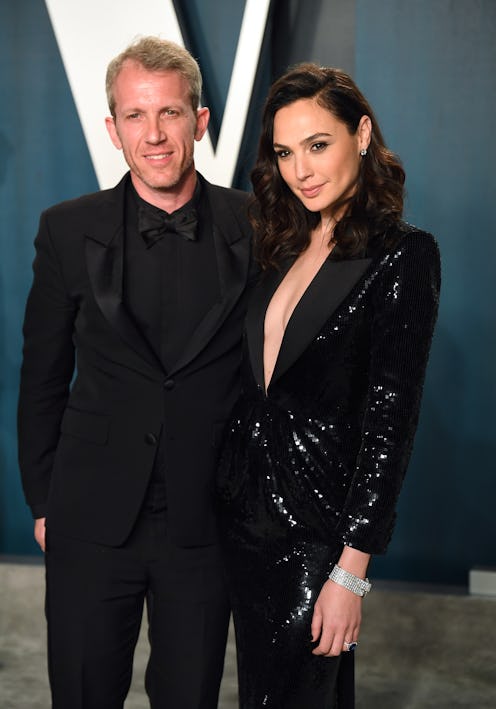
top-left (358, 115), bottom-right (372, 152)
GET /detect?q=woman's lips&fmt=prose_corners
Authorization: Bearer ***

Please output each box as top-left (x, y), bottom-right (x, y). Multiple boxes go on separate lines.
top-left (300, 184), bottom-right (324, 198)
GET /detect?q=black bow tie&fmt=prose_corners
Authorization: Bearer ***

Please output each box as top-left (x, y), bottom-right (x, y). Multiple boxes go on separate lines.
top-left (138, 203), bottom-right (198, 247)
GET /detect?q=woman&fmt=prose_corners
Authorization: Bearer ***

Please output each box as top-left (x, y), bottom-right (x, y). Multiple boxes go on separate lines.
top-left (216, 64), bottom-right (440, 708)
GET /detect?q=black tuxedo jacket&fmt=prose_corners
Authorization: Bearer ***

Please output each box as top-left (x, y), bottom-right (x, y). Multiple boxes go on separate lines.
top-left (18, 173), bottom-right (254, 547)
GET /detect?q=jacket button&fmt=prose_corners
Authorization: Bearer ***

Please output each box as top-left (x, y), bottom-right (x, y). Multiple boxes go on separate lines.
top-left (145, 433), bottom-right (157, 445)
top-left (163, 379), bottom-right (175, 390)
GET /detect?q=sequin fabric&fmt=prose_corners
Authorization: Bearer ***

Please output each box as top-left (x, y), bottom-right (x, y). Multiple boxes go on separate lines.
top-left (216, 228), bottom-right (441, 708)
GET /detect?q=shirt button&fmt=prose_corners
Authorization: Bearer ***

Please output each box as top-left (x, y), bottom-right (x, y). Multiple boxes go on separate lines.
top-left (163, 379), bottom-right (175, 390)
top-left (145, 433), bottom-right (157, 445)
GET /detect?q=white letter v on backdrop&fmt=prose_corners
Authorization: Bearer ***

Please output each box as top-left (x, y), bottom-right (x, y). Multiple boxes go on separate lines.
top-left (45, 0), bottom-right (271, 188)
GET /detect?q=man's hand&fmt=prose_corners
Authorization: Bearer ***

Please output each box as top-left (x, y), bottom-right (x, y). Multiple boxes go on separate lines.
top-left (34, 517), bottom-right (46, 552)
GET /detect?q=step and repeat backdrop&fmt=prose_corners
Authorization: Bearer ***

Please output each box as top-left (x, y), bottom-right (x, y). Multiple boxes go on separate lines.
top-left (1, 0), bottom-right (494, 585)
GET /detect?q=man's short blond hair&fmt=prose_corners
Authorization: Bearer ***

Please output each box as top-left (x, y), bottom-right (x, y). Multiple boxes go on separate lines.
top-left (106, 36), bottom-right (202, 116)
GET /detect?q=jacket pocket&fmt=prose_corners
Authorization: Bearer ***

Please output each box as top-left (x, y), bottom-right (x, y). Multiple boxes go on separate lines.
top-left (60, 407), bottom-right (109, 445)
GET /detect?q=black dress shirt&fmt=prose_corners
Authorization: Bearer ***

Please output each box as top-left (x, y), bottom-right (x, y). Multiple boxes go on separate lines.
top-left (123, 177), bottom-right (221, 514)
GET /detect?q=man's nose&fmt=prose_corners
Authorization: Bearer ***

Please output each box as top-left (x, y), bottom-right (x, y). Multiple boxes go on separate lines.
top-left (145, 116), bottom-right (166, 143)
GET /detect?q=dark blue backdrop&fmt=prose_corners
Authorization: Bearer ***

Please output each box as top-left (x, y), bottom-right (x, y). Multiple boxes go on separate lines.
top-left (355, 0), bottom-right (496, 583)
top-left (1, 0), bottom-right (494, 585)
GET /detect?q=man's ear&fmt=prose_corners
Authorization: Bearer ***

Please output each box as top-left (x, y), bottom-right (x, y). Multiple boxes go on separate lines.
top-left (105, 116), bottom-right (122, 150)
top-left (195, 107), bottom-right (210, 141)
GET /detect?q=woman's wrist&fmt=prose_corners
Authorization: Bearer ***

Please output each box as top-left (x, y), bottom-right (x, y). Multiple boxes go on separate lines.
top-left (337, 545), bottom-right (371, 579)
top-left (329, 564), bottom-right (371, 597)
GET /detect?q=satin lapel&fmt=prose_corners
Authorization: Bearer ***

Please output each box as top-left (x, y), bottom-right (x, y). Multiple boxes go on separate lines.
top-left (245, 262), bottom-right (293, 390)
top-left (270, 257), bottom-right (372, 387)
top-left (168, 182), bottom-right (251, 375)
top-left (84, 178), bottom-right (164, 373)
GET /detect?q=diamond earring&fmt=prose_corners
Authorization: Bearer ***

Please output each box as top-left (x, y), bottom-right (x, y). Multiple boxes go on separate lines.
top-left (360, 148), bottom-right (367, 157)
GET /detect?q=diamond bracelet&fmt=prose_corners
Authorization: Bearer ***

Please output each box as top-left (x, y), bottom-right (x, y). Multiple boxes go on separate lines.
top-left (329, 564), bottom-right (372, 597)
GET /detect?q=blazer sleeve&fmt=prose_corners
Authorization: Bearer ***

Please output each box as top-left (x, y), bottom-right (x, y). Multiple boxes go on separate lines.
top-left (336, 231), bottom-right (441, 554)
top-left (17, 211), bottom-right (77, 518)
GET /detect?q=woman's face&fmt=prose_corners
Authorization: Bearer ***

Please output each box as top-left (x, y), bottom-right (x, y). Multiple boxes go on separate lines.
top-left (272, 98), bottom-right (370, 220)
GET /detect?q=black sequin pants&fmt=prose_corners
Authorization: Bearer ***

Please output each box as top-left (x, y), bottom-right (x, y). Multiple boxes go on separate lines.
top-left (222, 534), bottom-right (354, 708)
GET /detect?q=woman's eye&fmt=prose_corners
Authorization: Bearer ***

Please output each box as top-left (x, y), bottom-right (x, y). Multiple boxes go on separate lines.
top-left (275, 149), bottom-right (290, 159)
top-left (311, 142), bottom-right (327, 152)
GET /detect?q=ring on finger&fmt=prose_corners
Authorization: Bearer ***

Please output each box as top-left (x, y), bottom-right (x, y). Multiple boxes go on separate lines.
top-left (343, 641), bottom-right (358, 652)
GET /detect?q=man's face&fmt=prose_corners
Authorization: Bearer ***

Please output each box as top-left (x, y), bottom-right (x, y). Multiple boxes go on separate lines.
top-left (106, 60), bottom-right (209, 206)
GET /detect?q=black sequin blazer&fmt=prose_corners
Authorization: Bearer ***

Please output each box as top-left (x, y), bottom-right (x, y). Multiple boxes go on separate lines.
top-left (218, 224), bottom-right (441, 555)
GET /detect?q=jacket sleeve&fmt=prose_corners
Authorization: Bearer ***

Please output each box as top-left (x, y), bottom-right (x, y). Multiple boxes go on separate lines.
top-left (17, 211), bottom-right (76, 518)
top-left (336, 231), bottom-right (441, 554)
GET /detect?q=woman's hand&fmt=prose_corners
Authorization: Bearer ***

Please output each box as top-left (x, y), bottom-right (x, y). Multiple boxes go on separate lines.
top-left (311, 545), bottom-right (370, 656)
top-left (310, 578), bottom-right (362, 656)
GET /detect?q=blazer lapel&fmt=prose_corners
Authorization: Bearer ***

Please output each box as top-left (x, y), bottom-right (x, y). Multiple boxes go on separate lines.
top-left (247, 256), bottom-right (373, 392)
top-left (245, 262), bottom-right (292, 390)
top-left (84, 176), bottom-right (164, 373)
top-left (271, 257), bottom-right (372, 385)
top-left (168, 179), bottom-right (251, 375)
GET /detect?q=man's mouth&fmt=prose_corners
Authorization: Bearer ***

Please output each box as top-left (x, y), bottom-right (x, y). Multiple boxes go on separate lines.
top-left (145, 153), bottom-right (172, 161)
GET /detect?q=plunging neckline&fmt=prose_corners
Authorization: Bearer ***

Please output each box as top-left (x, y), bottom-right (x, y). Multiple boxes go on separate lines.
top-left (245, 255), bottom-right (374, 398)
top-left (263, 251), bottom-right (332, 394)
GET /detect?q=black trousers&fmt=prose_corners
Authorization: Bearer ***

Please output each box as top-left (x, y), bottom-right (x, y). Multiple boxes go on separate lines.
top-left (44, 509), bottom-right (230, 709)
top-left (223, 536), bottom-right (354, 708)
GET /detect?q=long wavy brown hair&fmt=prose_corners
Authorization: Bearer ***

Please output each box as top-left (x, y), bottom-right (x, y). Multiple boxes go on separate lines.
top-left (251, 63), bottom-right (405, 269)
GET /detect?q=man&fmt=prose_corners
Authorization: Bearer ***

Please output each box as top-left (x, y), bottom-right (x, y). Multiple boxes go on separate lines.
top-left (18, 37), bottom-right (254, 708)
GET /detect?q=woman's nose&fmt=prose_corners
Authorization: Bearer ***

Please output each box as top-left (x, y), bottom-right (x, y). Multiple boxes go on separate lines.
top-left (294, 154), bottom-right (313, 181)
